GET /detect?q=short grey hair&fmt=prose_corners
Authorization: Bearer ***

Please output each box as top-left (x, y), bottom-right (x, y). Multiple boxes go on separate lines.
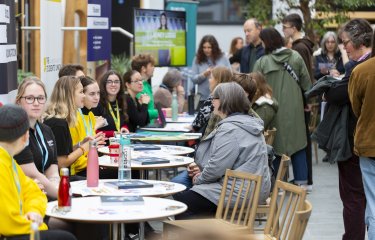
top-left (162, 69), bottom-right (183, 92)
top-left (212, 82), bottom-right (250, 115)
top-left (321, 31), bottom-right (339, 55)
top-left (342, 18), bottom-right (373, 49)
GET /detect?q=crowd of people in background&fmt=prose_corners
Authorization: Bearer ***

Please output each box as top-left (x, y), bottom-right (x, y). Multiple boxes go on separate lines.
top-left (1, 11), bottom-right (375, 240)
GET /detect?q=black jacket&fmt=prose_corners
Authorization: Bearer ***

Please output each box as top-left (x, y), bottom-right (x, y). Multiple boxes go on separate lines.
top-left (229, 44), bottom-right (264, 73)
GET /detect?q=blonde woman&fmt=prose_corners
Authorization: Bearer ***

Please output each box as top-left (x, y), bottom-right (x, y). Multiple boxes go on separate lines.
top-left (14, 77), bottom-right (60, 198)
top-left (44, 76), bottom-right (88, 177)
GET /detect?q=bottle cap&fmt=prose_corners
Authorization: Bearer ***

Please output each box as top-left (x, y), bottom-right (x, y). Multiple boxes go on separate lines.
top-left (31, 221), bottom-right (39, 231)
top-left (60, 168), bottom-right (69, 176)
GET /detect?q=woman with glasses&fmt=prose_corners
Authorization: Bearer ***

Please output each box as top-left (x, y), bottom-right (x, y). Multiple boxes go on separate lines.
top-left (92, 70), bottom-right (129, 138)
top-left (14, 77), bottom-right (60, 199)
top-left (314, 31), bottom-right (346, 80)
top-left (123, 70), bottom-right (150, 132)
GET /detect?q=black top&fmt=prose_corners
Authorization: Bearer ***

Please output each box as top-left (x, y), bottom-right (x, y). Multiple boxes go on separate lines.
top-left (125, 94), bottom-right (149, 132)
top-left (43, 117), bottom-right (73, 156)
top-left (14, 122), bottom-right (58, 173)
top-left (229, 44), bottom-right (265, 73)
top-left (314, 51), bottom-right (345, 80)
top-left (92, 100), bottom-right (127, 132)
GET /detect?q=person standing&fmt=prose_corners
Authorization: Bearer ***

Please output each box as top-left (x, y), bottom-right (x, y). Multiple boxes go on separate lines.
top-left (229, 18), bottom-right (264, 73)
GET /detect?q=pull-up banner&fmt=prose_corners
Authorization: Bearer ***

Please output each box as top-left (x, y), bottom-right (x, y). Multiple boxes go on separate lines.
top-left (0, 0), bottom-right (17, 104)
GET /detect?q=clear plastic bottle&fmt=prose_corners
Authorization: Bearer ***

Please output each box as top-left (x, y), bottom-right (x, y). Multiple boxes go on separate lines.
top-left (118, 135), bottom-right (131, 181)
top-left (171, 90), bottom-right (178, 121)
top-left (58, 168), bottom-right (71, 212)
top-left (29, 221), bottom-right (40, 240)
top-left (87, 140), bottom-right (99, 187)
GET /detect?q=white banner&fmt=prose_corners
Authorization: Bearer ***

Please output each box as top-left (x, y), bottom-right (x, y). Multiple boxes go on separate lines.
top-left (87, 17), bottom-right (108, 29)
top-left (87, 4), bottom-right (101, 16)
top-left (0, 44), bottom-right (16, 63)
top-left (40, 0), bottom-right (63, 96)
top-left (0, 25), bottom-right (7, 43)
top-left (0, 4), bottom-right (10, 23)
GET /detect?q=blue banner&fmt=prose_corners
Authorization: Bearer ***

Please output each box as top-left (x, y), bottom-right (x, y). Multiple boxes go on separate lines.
top-left (87, 0), bottom-right (111, 61)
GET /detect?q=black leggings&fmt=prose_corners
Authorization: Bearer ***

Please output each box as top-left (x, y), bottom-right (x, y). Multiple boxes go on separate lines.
top-left (173, 190), bottom-right (217, 220)
top-left (2, 230), bottom-right (76, 240)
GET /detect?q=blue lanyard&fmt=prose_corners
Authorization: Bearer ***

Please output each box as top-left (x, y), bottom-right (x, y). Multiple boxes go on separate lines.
top-left (78, 109), bottom-right (93, 136)
top-left (11, 158), bottom-right (23, 215)
top-left (35, 123), bottom-right (49, 172)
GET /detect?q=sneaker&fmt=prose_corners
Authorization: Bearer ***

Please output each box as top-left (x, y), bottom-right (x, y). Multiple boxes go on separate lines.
top-left (299, 184), bottom-right (313, 194)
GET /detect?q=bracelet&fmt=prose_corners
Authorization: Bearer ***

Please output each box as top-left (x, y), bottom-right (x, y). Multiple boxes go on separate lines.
top-left (78, 146), bottom-right (85, 155)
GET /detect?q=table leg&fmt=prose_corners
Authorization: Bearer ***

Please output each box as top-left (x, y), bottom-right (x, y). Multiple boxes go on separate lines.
top-left (112, 223), bottom-right (118, 240)
top-left (155, 169), bottom-right (161, 180)
top-left (120, 223), bottom-right (126, 240)
top-left (139, 222), bottom-right (145, 240)
top-left (140, 170), bottom-right (145, 179)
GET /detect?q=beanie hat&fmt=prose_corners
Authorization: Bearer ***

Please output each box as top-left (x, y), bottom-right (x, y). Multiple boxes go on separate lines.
top-left (0, 104), bottom-right (29, 142)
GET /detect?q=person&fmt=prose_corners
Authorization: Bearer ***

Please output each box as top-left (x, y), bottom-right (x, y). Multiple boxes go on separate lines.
top-left (154, 69), bottom-right (185, 113)
top-left (43, 76), bottom-right (90, 177)
top-left (0, 104), bottom-right (76, 240)
top-left (314, 31), bottom-right (345, 80)
top-left (123, 70), bottom-right (150, 132)
top-left (253, 27), bottom-right (311, 187)
top-left (14, 77), bottom-right (59, 199)
top-left (58, 64), bottom-right (85, 78)
top-left (131, 54), bottom-right (158, 123)
top-left (324, 18), bottom-right (372, 240)
top-left (92, 70), bottom-right (129, 138)
top-left (229, 18), bottom-right (264, 73)
top-left (159, 12), bottom-right (168, 30)
top-left (173, 82), bottom-right (271, 219)
top-left (228, 37), bottom-right (244, 72)
top-left (348, 24), bottom-right (375, 240)
top-left (250, 72), bottom-right (278, 131)
top-left (191, 35), bottom-right (231, 102)
top-left (69, 76), bottom-right (106, 176)
top-left (191, 66), bottom-right (232, 133)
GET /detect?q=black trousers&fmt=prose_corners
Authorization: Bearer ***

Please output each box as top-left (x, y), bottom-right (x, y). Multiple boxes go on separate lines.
top-left (173, 190), bottom-right (217, 220)
top-left (1, 230), bottom-right (76, 240)
top-left (338, 155), bottom-right (366, 240)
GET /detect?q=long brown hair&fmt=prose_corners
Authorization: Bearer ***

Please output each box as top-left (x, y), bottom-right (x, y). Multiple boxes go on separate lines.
top-left (196, 35), bottom-right (223, 65)
top-left (251, 72), bottom-right (273, 102)
top-left (229, 37), bottom-right (243, 55)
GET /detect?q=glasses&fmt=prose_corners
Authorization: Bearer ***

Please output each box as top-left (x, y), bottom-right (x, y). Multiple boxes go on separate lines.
top-left (21, 96), bottom-right (46, 104)
top-left (106, 80), bottom-right (121, 85)
top-left (342, 39), bottom-right (352, 47)
top-left (131, 80), bottom-right (143, 84)
top-left (282, 25), bottom-right (293, 30)
top-left (212, 97), bottom-right (220, 100)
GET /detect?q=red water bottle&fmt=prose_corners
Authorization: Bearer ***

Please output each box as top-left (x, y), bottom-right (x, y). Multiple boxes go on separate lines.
top-left (58, 168), bottom-right (71, 212)
top-left (87, 140), bottom-right (99, 187)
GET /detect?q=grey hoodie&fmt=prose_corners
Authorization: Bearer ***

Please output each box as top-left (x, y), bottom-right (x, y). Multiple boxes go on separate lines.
top-left (192, 113), bottom-right (271, 205)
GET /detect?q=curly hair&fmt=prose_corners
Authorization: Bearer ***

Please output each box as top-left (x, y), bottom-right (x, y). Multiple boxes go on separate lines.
top-left (342, 18), bottom-right (373, 49)
top-left (196, 35), bottom-right (223, 65)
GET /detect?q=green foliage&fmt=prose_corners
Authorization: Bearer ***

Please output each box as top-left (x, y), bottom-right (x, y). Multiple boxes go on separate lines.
top-left (111, 53), bottom-right (132, 76)
top-left (17, 69), bottom-right (34, 84)
top-left (242, 0), bottom-right (275, 27)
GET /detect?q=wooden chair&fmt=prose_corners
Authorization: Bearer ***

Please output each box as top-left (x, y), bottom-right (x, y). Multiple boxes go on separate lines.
top-left (255, 155), bottom-right (290, 229)
top-left (264, 127), bottom-right (277, 146)
top-left (309, 103), bottom-right (320, 164)
top-left (163, 169), bottom-right (263, 240)
top-left (289, 200), bottom-right (313, 240)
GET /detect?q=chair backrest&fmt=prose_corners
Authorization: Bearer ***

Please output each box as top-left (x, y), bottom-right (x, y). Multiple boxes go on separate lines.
top-left (308, 103), bottom-right (320, 133)
top-left (275, 155), bottom-right (290, 183)
top-left (264, 127), bottom-right (277, 145)
top-left (289, 200), bottom-right (313, 240)
top-left (215, 169), bottom-right (263, 232)
top-left (264, 180), bottom-right (307, 239)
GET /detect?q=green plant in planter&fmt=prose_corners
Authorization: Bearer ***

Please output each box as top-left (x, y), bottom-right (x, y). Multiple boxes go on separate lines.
top-left (17, 69), bottom-right (34, 84)
top-left (111, 53), bottom-right (132, 76)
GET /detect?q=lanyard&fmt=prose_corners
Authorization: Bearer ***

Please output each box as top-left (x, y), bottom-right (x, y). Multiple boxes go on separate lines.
top-left (11, 158), bottom-right (23, 215)
top-left (34, 123), bottom-right (49, 173)
top-left (108, 101), bottom-right (120, 131)
top-left (78, 109), bottom-right (93, 136)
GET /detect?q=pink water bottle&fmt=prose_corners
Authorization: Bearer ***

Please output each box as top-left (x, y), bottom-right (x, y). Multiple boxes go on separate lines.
top-left (87, 140), bottom-right (99, 187)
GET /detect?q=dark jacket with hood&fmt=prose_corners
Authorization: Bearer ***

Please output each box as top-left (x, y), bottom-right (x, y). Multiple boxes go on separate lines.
top-left (292, 37), bottom-right (314, 83)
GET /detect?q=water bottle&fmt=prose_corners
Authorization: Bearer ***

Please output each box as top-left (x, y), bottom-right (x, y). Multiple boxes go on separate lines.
top-left (58, 168), bottom-right (71, 212)
top-left (29, 222), bottom-right (40, 240)
top-left (87, 140), bottom-right (99, 187)
top-left (118, 135), bottom-right (131, 181)
top-left (171, 90), bottom-right (178, 121)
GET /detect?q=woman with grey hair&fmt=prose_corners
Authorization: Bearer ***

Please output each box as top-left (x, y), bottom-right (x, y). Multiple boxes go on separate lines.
top-left (314, 31), bottom-right (346, 80)
top-left (173, 82), bottom-right (271, 219)
top-left (323, 18), bottom-right (373, 240)
top-left (154, 69), bottom-right (185, 113)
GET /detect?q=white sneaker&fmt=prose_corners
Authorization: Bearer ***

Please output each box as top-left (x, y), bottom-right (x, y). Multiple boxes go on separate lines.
top-left (299, 184), bottom-right (313, 194)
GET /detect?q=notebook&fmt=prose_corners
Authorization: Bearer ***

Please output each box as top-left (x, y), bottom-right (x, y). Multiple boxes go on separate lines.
top-left (100, 196), bottom-right (144, 205)
top-left (104, 180), bottom-right (154, 189)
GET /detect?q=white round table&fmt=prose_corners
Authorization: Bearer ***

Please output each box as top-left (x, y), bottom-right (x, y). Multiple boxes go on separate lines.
top-left (98, 144), bottom-right (195, 156)
top-left (46, 197), bottom-right (187, 240)
top-left (71, 179), bottom-right (186, 198)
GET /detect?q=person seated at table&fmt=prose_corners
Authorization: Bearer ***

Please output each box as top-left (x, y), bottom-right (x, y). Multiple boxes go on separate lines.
top-left (69, 76), bottom-right (106, 176)
top-left (92, 70), bottom-right (129, 138)
top-left (13, 77), bottom-right (60, 199)
top-left (43, 76), bottom-right (90, 180)
top-left (173, 82), bottom-right (271, 219)
top-left (0, 104), bottom-right (76, 240)
top-left (191, 66), bottom-right (232, 133)
top-left (154, 69), bottom-right (185, 113)
top-left (123, 70), bottom-right (150, 132)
